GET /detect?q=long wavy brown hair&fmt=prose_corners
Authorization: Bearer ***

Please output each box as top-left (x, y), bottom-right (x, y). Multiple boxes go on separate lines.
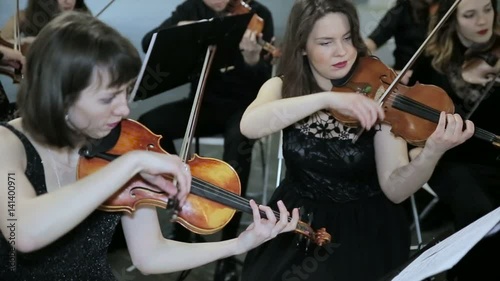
top-left (278, 0), bottom-right (368, 98)
top-left (21, 0), bottom-right (90, 36)
top-left (425, 0), bottom-right (499, 73)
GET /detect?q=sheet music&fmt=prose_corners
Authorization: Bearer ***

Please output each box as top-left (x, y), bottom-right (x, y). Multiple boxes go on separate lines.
top-left (393, 207), bottom-right (500, 281)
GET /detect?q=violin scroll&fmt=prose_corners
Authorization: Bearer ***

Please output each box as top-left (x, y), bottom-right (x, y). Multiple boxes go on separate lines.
top-left (461, 35), bottom-right (500, 85)
top-left (295, 221), bottom-right (331, 246)
top-left (225, 0), bottom-right (281, 59)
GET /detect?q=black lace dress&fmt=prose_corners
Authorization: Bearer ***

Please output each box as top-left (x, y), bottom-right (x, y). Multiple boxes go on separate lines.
top-left (0, 123), bottom-right (121, 281)
top-left (242, 110), bottom-right (410, 281)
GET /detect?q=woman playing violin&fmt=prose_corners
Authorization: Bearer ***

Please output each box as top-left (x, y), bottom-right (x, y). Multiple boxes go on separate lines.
top-left (240, 0), bottom-right (473, 280)
top-left (409, 0), bottom-right (500, 278)
top-left (1, 0), bottom-right (90, 45)
top-left (0, 44), bottom-right (25, 122)
top-left (0, 12), bottom-right (299, 281)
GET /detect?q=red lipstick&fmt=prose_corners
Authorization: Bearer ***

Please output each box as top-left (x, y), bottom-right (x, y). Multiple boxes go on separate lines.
top-left (333, 61), bottom-right (347, 68)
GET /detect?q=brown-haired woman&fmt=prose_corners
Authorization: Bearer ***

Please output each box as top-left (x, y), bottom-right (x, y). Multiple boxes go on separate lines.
top-left (239, 0), bottom-right (474, 280)
top-left (410, 0), bottom-right (500, 278)
top-left (0, 12), bottom-right (299, 281)
top-left (1, 0), bottom-right (91, 44)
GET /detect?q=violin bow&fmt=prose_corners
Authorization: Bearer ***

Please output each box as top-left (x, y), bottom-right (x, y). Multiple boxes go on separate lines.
top-left (352, 0), bottom-right (463, 143)
top-left (14, 0), bottom-right (21, 53)
top-left (95, 0), bottom-right (116, 18)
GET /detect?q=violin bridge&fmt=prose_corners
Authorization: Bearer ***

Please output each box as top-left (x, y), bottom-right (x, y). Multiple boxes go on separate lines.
top-left (374, 85), bottom-right (386, 102)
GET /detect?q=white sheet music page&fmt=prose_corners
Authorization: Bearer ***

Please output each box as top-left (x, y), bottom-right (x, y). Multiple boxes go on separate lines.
top-left (392, 206), bottom-right (500, 281)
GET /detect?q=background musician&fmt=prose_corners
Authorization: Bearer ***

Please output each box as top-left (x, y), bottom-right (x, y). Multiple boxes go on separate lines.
top-left (409, 0), bottom-right (500, 278)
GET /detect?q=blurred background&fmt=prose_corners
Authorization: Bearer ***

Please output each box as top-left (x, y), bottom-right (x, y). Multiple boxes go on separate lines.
top-left (0, 0), bottom-right (396, 120)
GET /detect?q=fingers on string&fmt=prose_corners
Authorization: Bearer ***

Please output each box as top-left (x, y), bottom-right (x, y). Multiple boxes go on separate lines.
top-left (463, 120), bottom-right (475, 139)
top-left (435, 111), bottom-right (446, 135)
top-left (451, 114), bottom-right (464, 136)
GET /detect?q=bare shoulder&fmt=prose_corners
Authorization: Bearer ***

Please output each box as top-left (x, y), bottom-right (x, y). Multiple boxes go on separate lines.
top-left (264, 76), bottom-right (283, 89)
top-left (257, 76), bottom-right (283, 100)
top-left (0, 120), bottom-right (28, 170)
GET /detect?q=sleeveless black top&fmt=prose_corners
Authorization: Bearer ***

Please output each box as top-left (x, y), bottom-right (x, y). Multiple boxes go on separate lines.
top-left (0, 123), bottom-right (121, 281)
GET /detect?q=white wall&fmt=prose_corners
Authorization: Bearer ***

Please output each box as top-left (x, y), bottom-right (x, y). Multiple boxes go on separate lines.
top-left (0, 0), bottom-right (395, 119)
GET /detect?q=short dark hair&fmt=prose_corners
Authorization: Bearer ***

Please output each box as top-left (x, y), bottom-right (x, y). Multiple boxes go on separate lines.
top-left (278, 0), bottom-right (368, 98)
top-left (17, 11), bottom-right (142, 148)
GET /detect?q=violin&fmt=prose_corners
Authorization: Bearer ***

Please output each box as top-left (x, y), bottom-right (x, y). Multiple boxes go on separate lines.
top-left (225, 0), bottom-right (281, 59)
top-left (459, 35), bottom-right (500, 118)
top-left (0, 0), bottom-right (29, 84)
top-left (77, 119), bottom-right (331, 246)
top-left (462, 34), bottom-right (500, 85)
top-left (330, 55), bottom-right (500, 148)
top-left (0, 36), bottom-right (28, 84)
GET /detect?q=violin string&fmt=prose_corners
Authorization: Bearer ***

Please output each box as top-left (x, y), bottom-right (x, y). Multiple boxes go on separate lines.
top-left (384, 94), bottom-right (496, 141)
top-left (188, 177), bottom-right (294, 223)
top-left (394, 94), bottom-right (495, 140)
top-left (191, 178), bottom-right (286, 220)
top-left (396, 97), bottom-right (496, 141)
top-left (188, 178), bottom-right (315, 235)
top-left (391, 94), bottom-right (493, 140)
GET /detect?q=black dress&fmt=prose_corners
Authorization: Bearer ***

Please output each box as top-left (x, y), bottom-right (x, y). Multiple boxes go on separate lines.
top-left (0, 82), bottom-right (17, 122)
top-left (0, 123), bottom-right (121, 281)
top-left (242, 110), bottom-right (410, 281)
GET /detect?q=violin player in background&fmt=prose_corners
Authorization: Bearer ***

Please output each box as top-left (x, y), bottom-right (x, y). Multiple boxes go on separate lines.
top-left (239, 0), bottom-right (474, 280)
top-left (1, 0), bottom-right (90, 45)
top-left (409, 0), bottom-right (500, 278)
top-left (0, 43), bottom-right (25, 122)
top-left (364, 0), bottom-right (439, 84)
top-left (0, 12), bottom-right (299, 281)
top-left (139, 1), bottom-right (274, 279)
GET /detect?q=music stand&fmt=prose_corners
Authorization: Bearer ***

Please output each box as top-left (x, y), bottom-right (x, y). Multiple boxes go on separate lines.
top-left (379, 207), bottom-right (500, 281)
top-left (129, 13), bottom-right (252, 102)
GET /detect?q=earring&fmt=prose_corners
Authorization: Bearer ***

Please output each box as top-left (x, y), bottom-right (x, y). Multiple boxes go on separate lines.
top-left (65, 114), bottom-right (69, 121)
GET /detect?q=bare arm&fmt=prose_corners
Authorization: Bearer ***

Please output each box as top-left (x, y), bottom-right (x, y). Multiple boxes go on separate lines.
top-left (240, 77), bottom-right (332, 138)
top-left (374, 113), bottom-right (474, 203)
top-left (122, 201), bottom-right (298, 274)
top-left (374, 124), bottom-right (441, 203)
top-left (0, 127), bottom-right (188, 252)
top-left (240, 77), bottom-right (385, 139)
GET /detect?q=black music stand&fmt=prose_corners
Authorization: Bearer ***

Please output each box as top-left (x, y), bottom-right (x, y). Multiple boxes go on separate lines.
top-left (129, 13), bottom-right (252, 101)
top-left (379, 207), bottom-right (500, 281)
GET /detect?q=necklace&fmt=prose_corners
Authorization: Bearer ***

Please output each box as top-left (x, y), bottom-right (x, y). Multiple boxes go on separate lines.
top-left (46, 148), bottom-right (62, 188)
